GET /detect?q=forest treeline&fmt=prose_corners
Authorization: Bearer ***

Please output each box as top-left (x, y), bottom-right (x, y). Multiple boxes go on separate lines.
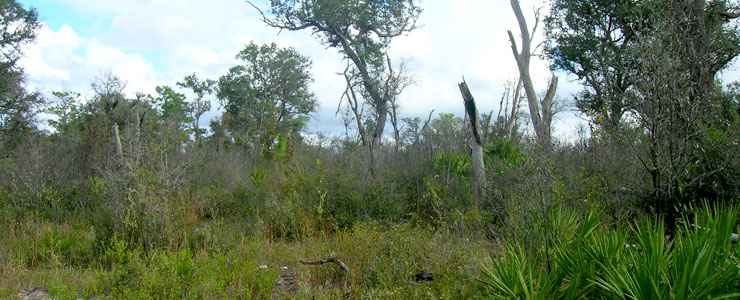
top-left (0, 0), bottom-right (738, 298)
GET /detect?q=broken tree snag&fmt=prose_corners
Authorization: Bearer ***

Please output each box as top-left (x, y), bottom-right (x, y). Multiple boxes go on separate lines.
top-left (459, 80), bottom-right (482, 145)
top-left (300, 254), bottom-right (351, 275)
top-left (112, 122), bottom-right (125, 166)
top-left (458, 80), bottom-right (487, 211)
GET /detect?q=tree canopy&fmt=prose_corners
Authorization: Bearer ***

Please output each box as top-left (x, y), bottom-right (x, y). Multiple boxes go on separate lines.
top-left (545, 0), bottom-right (646, 130)
top-left (0, 0), bottom-right (39, 149)
top-left (217, 42), bottom-right (316, 152)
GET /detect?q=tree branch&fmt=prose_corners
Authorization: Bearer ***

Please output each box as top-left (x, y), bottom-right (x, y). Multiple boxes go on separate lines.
top-left (300, 255), bottom-right (350, 274)
top-left (511, 0), bottom-right (531, 58)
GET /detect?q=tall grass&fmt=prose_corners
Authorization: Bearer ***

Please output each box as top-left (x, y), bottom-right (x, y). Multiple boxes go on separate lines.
top-left (481, 206), bottom-right (740, 299)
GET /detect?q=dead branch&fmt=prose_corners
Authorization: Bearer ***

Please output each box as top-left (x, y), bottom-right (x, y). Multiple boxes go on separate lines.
top-left (300, 254), bottom-right (351, 274)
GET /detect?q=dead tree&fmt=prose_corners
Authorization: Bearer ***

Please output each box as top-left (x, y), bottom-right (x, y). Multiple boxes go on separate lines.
top-left (505, 78), bottom-right (523, 138)
top-left (508, 0), bottom-right (558, 150)
top-left (339, 56), bottom-right (412, 175)
top-left (489, 78), bottom-right (523, 140)
top-left (458, 79), bottom-right (486, 211)
top-left (384, 56), bottom-right (414, 152)
top-left (340, 66), bottom-right (368, 147)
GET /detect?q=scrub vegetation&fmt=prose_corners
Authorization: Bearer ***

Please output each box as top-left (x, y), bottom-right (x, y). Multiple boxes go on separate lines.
top-left (1, 0), bottom-right (738, 299)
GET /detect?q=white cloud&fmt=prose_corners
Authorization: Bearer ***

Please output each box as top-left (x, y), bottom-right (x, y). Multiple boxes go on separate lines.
top-left (21, 25), bottom-right (80, 82)
top-left (22, 0), bottom-right (592, 140)
top-left (21, 24), bottom-right (160, 97)
top-left (386, 0), bottom-right (571, 130)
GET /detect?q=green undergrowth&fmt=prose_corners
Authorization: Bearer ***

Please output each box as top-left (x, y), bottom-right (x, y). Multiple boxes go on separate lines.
top-left (0, 220), bottom-right (493, 299)
top-left (2, 200), bottom-right (737, 299)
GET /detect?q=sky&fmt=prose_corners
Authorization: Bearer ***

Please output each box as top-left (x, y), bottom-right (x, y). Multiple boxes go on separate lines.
top-left (16, 0), bottom-right (740, 141)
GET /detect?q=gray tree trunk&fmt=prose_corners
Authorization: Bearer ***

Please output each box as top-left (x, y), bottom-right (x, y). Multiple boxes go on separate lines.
top-left (112, 122), bottom-right (124, 166)
top-left (458, 80), bottom-right (487, 211)
top-left (508, 0), bottom-right (558, 150)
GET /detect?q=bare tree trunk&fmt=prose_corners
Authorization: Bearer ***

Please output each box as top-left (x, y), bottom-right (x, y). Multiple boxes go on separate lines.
top-left (341, 69), bottom-right (375, 177)
top-left (389, 102), bottom-right (401, 152)
top-left (508, 0), bottom-right (558, 150)
top-left (383, 55), bottom-right (411, 153)
top-left (458, 80), bottom-right (486, 211)
top-left (369, 109), bottom-right (387, 177)
top-left (132, 109), bottom-right (145, 168)
top-left (112, 122), bottom-right (124, 167)
top-left (343, 72), bottom-right (367, 147)
top-left (341, 54), bottom-right (411, 176)
top-left (372, 108), bottom-right (387, 149)
top-left (541, 77), bottom-right (558, 150)
top-left (338, 40), bottom-right (388, 173)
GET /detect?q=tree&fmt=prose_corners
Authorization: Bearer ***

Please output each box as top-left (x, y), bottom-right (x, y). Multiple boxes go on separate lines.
top-left (0, 0), bottom-right (40, 151)
top-left (0, 0), bottom-right (38, 67)
top-left (217, 42), bottom-right (316, 156)
top-left (340, 56), bottom-right (413, 153)
top-left (48, 91), bottom-right (82, 134)
top-left (338, 65), bottom-right (368, 147)
top-left (91, 75), bottom-right (129, 168)
top-left (177, 74), bottom-right (215, 144)
top-left (249, 0), bottom-right (421, 171)
top-left (632, 0), bottom-right (740, 226)
top-left (0, 76), bottom-right (41, 151)
top-left (154, 86), bottom-right (190, 128)
top-left (490, 78), bottom-right (523, 140)
top-left (153, 85), bottom-right (191, 161)
top-left (508, 0), bottom-right (558, 150)
top-left (458, 80), bottom-right (487, 211)
top-left (545, 0), bottom-right (645, 131)
top-left (385, 57), bottom-right (414, 152)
